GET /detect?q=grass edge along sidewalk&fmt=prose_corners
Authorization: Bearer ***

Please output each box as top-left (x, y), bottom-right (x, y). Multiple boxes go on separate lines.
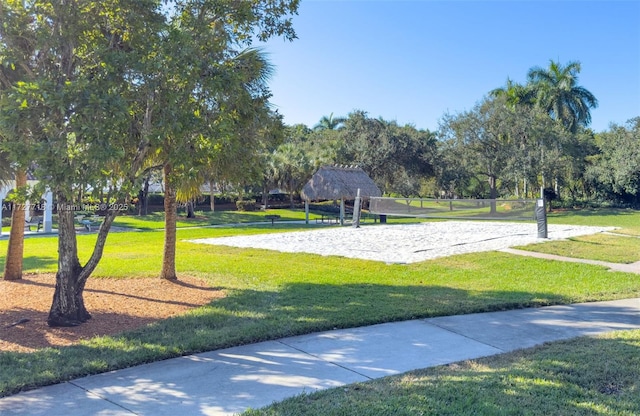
top-left (243, 328), bottom-right (640, 416)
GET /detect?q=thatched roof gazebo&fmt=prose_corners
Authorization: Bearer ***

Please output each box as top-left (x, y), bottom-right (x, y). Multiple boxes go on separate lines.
top-left (301, 165), bottom-right (381, 224)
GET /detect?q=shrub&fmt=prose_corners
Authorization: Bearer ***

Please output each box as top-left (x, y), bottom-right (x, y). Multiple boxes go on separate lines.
top-left (236, 200), bottom-right (257, 211)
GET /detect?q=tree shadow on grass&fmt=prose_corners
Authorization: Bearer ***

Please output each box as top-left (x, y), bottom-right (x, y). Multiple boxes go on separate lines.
top-left (0, 255), bottom-right (57, 272)
top-left (23, 255), bottom-right (58, 270)
top-left (83, 279), bottom-right (222, 309)
top-left (103, 283), bottom-right (579, 355)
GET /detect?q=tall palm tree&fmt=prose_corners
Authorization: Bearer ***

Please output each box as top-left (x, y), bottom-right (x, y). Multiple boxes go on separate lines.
top-left (313, 113), bottom-right (346, 131)
top-left (527, 60), bottom-right (598, 133)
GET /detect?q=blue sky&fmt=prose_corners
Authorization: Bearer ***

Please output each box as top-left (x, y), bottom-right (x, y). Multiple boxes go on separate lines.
top-left (261, 0), bottom-right (640, 133)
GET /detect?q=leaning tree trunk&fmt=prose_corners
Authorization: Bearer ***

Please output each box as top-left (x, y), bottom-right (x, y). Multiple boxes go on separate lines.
top-left (4, 169), bottom-right (27, 281)
top-left (48, 195), bottom-right (119, 327)
top-left (160, 164), bottom-right (178, 280)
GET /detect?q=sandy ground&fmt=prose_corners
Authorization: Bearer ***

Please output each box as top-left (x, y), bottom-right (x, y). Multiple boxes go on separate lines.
top-left (189, 221), bottom-right (615, 264)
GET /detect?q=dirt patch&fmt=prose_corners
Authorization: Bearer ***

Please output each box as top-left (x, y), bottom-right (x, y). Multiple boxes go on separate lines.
top-left (0, 274), bottom-right (223, 353)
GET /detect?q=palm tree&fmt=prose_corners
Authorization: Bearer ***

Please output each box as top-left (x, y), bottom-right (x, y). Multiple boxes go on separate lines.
top-left (270, 143), bottom-right (312, 208)
top-left (527, 60), bottom-right (598, 133)
top-left (489, 78), bottom-right (535, 109)
top-left (158, 47), bottom-right (275, 280)
top-left (313, 113), bottom-right (346, 131)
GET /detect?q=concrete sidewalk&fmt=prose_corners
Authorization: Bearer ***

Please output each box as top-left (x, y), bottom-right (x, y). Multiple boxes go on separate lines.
top-left (1, 298), bottom-right (639, 416)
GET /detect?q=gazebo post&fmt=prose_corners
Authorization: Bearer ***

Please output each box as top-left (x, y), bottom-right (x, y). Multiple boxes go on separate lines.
top-left (352, 188), bottom-right (361, 228)
top-left (304, 199), bottom-right (309, 225)
top-left (340, 198), bottom-right (345, 226)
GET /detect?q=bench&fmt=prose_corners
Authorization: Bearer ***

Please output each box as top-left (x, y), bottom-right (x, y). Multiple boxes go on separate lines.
top-left (75, 215), bottom-right (101, 232)
top-left (316, 214), bottom-right (340, 224)
top-left (360, 212), bottom-right (379, 223)
top-left (264, 215), bottom-right (281, 225)
top-left (25, 216), bottom-right (43, 232)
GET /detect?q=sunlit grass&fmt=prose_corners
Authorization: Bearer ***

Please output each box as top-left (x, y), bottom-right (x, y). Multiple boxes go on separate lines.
top-left (548, 208), bottom-right (640, 233)
top-left (515, 233), bottom-right (640, 264)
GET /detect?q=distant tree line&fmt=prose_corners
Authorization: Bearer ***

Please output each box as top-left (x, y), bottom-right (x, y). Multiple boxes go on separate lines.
top-left (257, 60), bottom-right (640, 209)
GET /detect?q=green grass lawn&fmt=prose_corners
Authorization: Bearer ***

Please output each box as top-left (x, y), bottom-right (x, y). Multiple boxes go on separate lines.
top-left (547, 207), bottom-right (640, 230)
top-left (244, 329), bottom-right (640, 416)
top-left (1, 208), bottom-right (640, 400)
top-left (515, 233), bottom-right (640, 264)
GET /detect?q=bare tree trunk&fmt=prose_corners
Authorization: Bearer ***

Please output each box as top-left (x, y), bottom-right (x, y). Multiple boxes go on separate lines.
top-left (209, 181), bottom-right (215, 212)
top-left (489, 175), bottom-right (497, 214)
top-left (48, 206), bottom-right (85, 326)
top-left (4, 169), bottom-right (27, 281)
top-left (186, 200), bottom-right (195, 218)
top-left (137, 189), bottom-right (144, 216)
top-left (262, 181), bottom-right (269, 209)
top-left (160, 164), bottom-right (177, 280)
top-left (138, 176), bottom-right (150, 216)
top-left (47, 195), bottom-right (119, 327)
top-left (289, 179), bottom-right (295, 209)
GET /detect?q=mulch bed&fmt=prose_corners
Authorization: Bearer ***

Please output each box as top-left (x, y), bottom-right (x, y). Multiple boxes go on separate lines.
top-left (0, 274), bottom-right (223, 353)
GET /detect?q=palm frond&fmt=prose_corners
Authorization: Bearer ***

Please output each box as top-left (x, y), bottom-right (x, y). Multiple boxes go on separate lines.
top-left (313, 112), bottom-right (346, 131)
top-left (233, 47), bottom-right (274, 92)
top-left (526, 60), bottom-right (597, 132)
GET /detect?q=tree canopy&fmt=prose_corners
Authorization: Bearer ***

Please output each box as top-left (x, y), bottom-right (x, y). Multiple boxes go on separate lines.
top-left (0, 0), bottom-right (299, 325)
